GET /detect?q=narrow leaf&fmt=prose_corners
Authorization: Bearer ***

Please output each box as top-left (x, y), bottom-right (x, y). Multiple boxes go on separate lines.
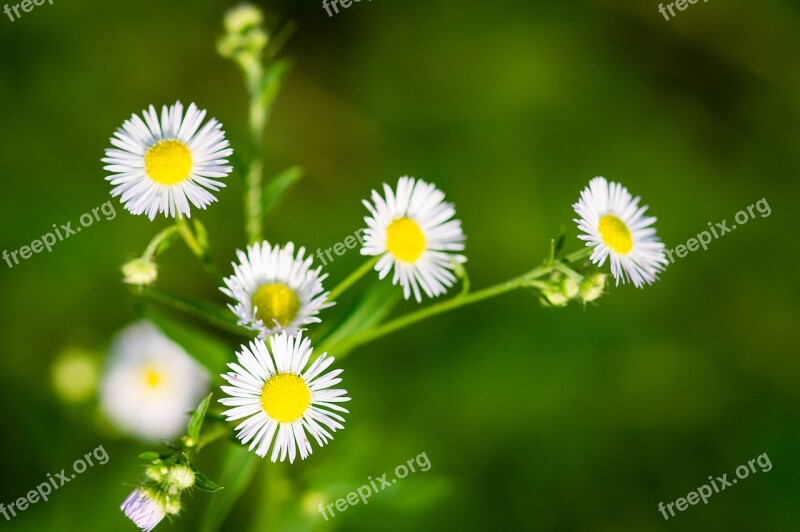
top-left (188, 393), bottom-right (213, 441)
top-left (194, 471), bottom-right (223, 493)
top-left (138, 452), bottom-right (161, 461)
top-left (263, 165), bottom-right (303, 217)
top-left (318, 282), bottom-right (402, 358)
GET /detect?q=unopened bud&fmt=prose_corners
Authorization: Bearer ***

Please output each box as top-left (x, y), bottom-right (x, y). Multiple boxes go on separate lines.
top-left (223, 4), bottom-right (264, 34)
top-left (579, 273), bottom-right (607, 302)
top-left (167, 465), bottom-right (196, 491)
top-left (122, 258), bottom-right (157, 287)
top-left (165, 496), bottom-right (182, 516)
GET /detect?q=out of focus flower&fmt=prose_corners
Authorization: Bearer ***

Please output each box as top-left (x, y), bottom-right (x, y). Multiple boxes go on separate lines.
top-left (100, 322), bottom-right (209, 441)
top-left (219, 332), bottom-right (349, 463)
top-left (360, 176), bottom-right (467, 302)
top-left (51, 348), bottom-right (99, 403)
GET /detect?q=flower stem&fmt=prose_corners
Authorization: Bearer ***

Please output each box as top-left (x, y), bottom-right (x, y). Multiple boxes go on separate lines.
top-left (333, 264), bottom-right (551, 355)
top-left (327, 256), bottom-right (379, 302)
top-left (176, 218), bottom-right (222, 281)
top-left (142, 225), bottom-right (181, 261)
top-left (563, 246), bottom-right (592, 263)
top-left (244, 59), bottom-right (266, 245)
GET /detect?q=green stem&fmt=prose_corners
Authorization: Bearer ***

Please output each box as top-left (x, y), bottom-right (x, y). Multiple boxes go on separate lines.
top-left (244, 59), bottom-right (266, 245)
top-left (327, 256), bottom-right (379, 302)
top-left (136, 287), bottom-right (251, 337)
top-left (176, 218), bottom-right (222, 281)
top-left (142, 225), bottom-right (180, 260)
top-left (563, 246), bottom-right (593, 263)
top-left (334, 265), bottom-right (551, 355)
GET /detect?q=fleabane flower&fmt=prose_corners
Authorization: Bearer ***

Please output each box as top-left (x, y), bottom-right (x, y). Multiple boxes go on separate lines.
top-left (221, 242), bottom-right (332, 338)
top-left (102, 101), bottom-right (233, 220)
top-left (573, 176), bottom-right (668, 287)
top-left (360, 176), bottom-right (466, 302)
top-left (120, 488), bottom-right (166, 532)
top-left (100, 322), bottom-right (209, 441)
top-left (219, 332), bottom-right (350, 463)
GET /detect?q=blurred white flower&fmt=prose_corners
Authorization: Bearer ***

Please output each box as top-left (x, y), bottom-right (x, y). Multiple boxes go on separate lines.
top-left (100, 321), bottom-right (208, 441)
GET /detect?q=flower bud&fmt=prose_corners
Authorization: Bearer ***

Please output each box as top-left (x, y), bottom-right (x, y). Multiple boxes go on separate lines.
top-left (145, 465), bottom-right (167, 482)
top-left (165, 496), bottom-right (182, 516)
top-left (540, 275), bottom-right (580, 307)
top-left (122, 258), bottom-right (157, 287)
top-left (579, 273), bottom-right (607, 303)
top-left (223, 4), bottom-right (263, 34)
top-left (167, 465), bottom-right (196, 491)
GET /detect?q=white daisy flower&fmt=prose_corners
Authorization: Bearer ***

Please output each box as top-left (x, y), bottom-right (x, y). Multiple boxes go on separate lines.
top-left (573, 176), bottom-right (668, 287)
top-left (102, 101), bottom-right (233, 220)
top-left (120, 488), bottom-right (166, 532)
top-left (221, 242), bottom-right (332, 338)
top-left (219, 332), bottom-right (350, 463)
top-left (100, 321), bottom-right (209, 441)
top-left (360, 176), bottom-right (466, 302)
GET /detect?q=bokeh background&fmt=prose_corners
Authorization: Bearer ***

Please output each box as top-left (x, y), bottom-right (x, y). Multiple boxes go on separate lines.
top-left (1, 0), bottom-right (799, 530)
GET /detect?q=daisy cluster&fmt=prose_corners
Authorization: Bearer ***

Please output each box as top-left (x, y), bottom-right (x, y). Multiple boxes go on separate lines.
top-left (102, 8), bottom-right (669, 530)
top-left (100, 102), bottom-right (668, 464)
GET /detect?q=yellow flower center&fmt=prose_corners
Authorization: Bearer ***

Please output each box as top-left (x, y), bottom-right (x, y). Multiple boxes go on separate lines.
top-left (142, 366), bottom-right (163, 389)
top-left (386, 217), bottom-right (426, 263)
top-left (598, 214), bottom-right (633, 254)
top-left (251, 283), bottom-right (300, 327)
top-left (145, 139), bottom-right (193, 185)
top-left (261, 373), bottom-right (311, 423)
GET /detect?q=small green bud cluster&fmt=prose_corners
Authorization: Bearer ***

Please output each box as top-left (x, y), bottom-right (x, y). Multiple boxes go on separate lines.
top-left (538, 269), bottom-right (608, 307)
top-left (217, 4), bottom-right (269, 61)
top-left (137, 458), bottom-right (198, 520)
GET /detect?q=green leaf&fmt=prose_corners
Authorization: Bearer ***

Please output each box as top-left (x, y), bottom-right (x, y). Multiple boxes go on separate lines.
top-left (263, 165), bottom-right (303, 217)
top-left (193, 219), bottom-right (210, 250)
top-left (142, 306), bottom-right (233, 375)
top-left (188, 393), bottom-right (213, 441)
top-left (260, 58), bottom-right (292, 114)
top-left (318, 281), bottom-right (402, 358)
top-left (154, 227), bottom-right (181, 257)
top-left (138, 452), bottom-right (161, 461)
top-left (199, 445), bottom-right (260, 532)
top-left (194, 471), bottom-right (223, 493)
top-left (138, 287), bottom-right (252, 338)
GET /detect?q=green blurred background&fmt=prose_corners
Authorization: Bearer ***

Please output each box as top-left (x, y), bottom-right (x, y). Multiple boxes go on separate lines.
top-left (1, 0), bottom-right (799, 530)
